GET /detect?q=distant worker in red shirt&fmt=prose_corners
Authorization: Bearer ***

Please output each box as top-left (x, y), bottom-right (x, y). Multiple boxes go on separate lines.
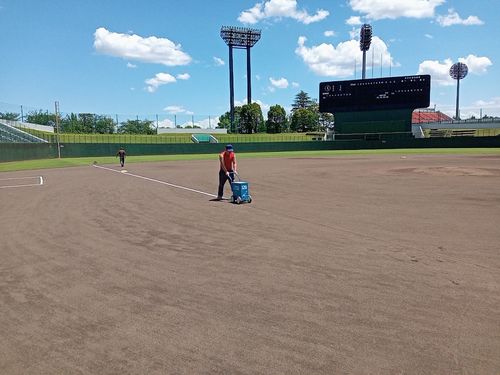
top-left (216, 144), bottom-right (237, 200)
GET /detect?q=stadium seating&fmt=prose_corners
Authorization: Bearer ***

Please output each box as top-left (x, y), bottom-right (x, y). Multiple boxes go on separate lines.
top-left (0, 122), bottom-right (47, 143)
top-left (412, 111), bottom-right (453, 124)
top-left (451, 129), bottom-right (477, 137)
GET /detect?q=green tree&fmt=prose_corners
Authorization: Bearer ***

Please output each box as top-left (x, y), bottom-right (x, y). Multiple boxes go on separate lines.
top-left (78, 113), bottom-right (96, 133)
top-left (239, 103), bottom-right (264, 134)
top-left (118, 119), bottom-right (156, 134)
top-left (0, 112), bottom-right (20, 121)
top-left (266, 105), bottom-right (287, 133)
top-left (290, 108), bottom-right (320, 132)
top-left (60, 113), bottom-right (80, 132)
top-left (292, 90), bottom-right (315, 112)
top-left (94, 116), bottom-right (116, 134)
top-left (26, 110), bottom-right (55, 126)
top-left (217, 106), bottom-right (242, 132)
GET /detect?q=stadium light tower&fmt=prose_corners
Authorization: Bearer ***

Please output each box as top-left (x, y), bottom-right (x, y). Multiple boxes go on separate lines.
top-left (220, 26), bottom-right (261, 132)
top-left (449, 62), bottom-right (468, 120)
top-left (359, 24), bottom-right (372, 79)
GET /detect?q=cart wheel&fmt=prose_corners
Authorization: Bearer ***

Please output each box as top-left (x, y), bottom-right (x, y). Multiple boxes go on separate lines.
top-left (236, 197), bottom-right (242, 204)
top-left (230, 196), bottom-right (235, 203)
top-left (247, 196), bottom-right (252, 203)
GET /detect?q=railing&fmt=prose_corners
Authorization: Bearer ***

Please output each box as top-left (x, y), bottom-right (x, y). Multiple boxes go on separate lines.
top-left (425, 128), bottom-right (500, 138)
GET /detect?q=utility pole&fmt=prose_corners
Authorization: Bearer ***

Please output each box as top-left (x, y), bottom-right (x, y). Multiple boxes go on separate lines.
top-left (54, 101), bottom-right (61, 159)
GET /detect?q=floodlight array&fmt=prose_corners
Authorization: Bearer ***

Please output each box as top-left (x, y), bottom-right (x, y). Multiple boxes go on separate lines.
top-left (449, 62), bottom-right (468, 80)
top-left (359, 24), bottom-right (372, 52)
top-left (220, 26), bottom-right (261, 48)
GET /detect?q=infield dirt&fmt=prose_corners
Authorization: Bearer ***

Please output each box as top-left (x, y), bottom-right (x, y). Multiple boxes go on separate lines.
top-left (1, 154), bottom-right (499, 374)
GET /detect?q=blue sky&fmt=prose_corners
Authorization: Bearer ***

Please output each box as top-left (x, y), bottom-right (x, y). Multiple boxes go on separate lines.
top-left (0, 0), bottom-right (497, 127)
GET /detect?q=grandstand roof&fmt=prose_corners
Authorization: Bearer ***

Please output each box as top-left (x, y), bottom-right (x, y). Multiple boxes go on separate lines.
top-left (412, 110), bottom-right (453, 124)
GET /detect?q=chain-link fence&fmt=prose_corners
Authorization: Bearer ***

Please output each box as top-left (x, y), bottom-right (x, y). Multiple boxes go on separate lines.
top-left (0, 101), bottom-right (221, 133)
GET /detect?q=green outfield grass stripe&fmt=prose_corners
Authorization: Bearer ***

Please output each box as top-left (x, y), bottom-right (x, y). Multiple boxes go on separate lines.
top-left (1, 148), bottom-right (500, 172)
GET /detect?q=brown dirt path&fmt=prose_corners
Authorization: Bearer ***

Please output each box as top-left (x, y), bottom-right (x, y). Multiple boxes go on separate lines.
top-left (1, 154), bottom-right (499, 374)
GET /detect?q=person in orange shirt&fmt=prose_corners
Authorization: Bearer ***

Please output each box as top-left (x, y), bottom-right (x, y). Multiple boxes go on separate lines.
top-left (216, 144), bottom-right (237, 200)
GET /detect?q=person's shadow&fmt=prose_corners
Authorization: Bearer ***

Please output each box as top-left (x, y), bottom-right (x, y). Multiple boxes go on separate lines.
top-left (209, 197), bottom-right (227, 202)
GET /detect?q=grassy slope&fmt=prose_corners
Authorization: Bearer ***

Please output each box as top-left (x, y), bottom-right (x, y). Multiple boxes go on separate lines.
top-left (17, 128), bottom-right (313, 143)
top-left (1, 148), bottom-right (500, 172)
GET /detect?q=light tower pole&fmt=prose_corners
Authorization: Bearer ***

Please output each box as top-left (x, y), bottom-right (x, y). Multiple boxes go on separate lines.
top-left (449, 62), bottom-right (468, 120)
top-left (221, 26), bottom-right (261, 133)
top-left (360, 24), bottom-right (372, 79)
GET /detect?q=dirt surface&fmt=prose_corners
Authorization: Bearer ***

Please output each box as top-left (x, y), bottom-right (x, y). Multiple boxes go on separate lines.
top-left (1, 154), bottom-right (499, 374)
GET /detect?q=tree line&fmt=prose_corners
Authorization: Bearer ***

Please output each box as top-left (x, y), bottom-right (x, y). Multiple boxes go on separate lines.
top-left (218, 91), bottom-right (333, 133)
top-left (0, 110), bottom-right (157, 134)
top-left (0, 90), bottom-right (334, 134)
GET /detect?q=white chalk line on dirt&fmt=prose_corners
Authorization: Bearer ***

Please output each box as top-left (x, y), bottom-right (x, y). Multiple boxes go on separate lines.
top-left (93, 164), bottom-right (218, 198)
top-left (0, 176), bottom-right (44, 189)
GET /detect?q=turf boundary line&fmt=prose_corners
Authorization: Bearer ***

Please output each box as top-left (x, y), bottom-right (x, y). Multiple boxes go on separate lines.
top-left (93, 164), bottom-right (218, 198)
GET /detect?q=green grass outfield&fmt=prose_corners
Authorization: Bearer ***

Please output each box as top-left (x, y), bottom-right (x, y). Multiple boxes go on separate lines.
top-left (1, 148), bottom-right (500, 172)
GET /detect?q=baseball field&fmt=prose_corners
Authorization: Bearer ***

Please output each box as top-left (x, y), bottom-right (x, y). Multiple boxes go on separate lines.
top-left (1, 151), bottom-right (499, 374)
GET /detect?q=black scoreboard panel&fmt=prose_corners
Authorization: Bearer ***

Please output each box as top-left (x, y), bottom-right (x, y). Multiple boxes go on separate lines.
top-left (319, 75), bottom-right (430, 113)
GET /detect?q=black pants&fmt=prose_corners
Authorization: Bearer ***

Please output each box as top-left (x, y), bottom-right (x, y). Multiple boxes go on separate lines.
top-left (119, 157), bottom-right (125, 167)
top-left (218, 170), bottom-right (234, 198)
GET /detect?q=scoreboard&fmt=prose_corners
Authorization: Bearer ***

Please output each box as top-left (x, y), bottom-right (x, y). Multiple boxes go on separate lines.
top-left (319, 75), bottom-right (430, 113)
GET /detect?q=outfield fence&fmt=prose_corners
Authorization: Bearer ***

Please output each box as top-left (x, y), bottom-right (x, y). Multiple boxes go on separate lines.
top-left (2, 136), bottom-right (500, 163)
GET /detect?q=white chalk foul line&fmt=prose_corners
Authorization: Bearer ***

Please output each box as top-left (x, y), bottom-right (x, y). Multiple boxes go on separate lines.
top-left (0, 175), bottom-right (44, 189)
top-left (0, 176), bottom-right (41, 181)
top-left (93, 164), bottom-right (218, 198)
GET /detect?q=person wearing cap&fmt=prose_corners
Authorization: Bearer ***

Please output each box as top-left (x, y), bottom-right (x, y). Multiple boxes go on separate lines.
top-left (116, 146), bottom-right (126, 167)
top-left (216, 144), bottom-right (237, 200)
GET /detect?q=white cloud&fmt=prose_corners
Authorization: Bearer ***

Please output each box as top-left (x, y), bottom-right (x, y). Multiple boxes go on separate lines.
top-left (424, 34), bottom-right (434, 39)
top-left (324, 30), bottom-right (336, 37)
top-left (238, 0), bottom-right (329, 25)
top-left (94, 27), bottom-right (192, 66)
top-left (158, 118), bottom-right (175, 128)
top-left (437, 97), bottom-right (500, 118)
top-left (349, 27), bottom-right (360, 39)
top-left (349, 0), bottom-right (445, 20)
top-left (436, 9), bottom-right (484, 27)
top-left (255, 74), bottom-right (261, 80)
top-left (163, 105), bottom-right (193, 115)
top-left (197, 116), bottom-right (220, 129)
top-left (470, 98), bottom-right (500, 117)
top-left (459, 55), bottom-right (492, 74)
top-left (417, 59), bottom-right (455, 86)
top-left (235, 98), bottom-right (270, 113)
top-left (269, 77), bottom-right (289, 89)
top-left (474, 97), bottom-right (500, 108)
top-left (145, 73), bottom-right (176, 92)
top-left (127, 62), bottom-right (137, 68)
top-left (417, 55), bottom-right (492, 86)
top-left (295, 35), bottom-right (396, 78)
top-left (292, 82), bottom-right (300, 88)
top-left (346, 16), bottom-right (362, 25)
top-left (213, 56), bottom-right (225, 66)
top-left (175, 116), bottom-right (218, 129)
top-left (176, 73), bottom-right (190, 80)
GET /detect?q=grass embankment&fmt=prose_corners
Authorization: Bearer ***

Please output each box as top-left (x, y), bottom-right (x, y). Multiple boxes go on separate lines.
top-left (2, 148), bottom-right (500, 172)
top-left (19, 129), bottom-right (314, 144)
